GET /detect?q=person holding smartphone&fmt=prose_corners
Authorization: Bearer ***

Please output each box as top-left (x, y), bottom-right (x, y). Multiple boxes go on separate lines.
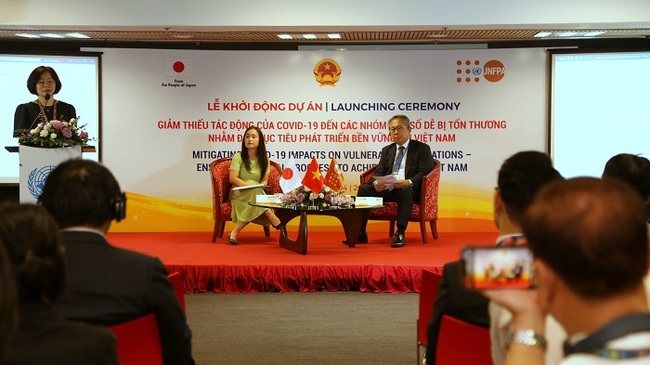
top-left (484, 177), bottom-right (650, 365)
top-left (425, 151), bottom-right (562, 365)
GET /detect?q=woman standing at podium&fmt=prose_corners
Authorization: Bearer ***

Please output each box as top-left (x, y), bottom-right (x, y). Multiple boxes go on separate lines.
top-left (228, 126), bottom-right (282, 245)
top-left (13, 66), bottom-right (76, 137)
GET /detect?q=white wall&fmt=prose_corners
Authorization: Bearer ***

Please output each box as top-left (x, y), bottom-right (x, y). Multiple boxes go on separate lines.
top-left (3, 0), bottom-right (650, 27)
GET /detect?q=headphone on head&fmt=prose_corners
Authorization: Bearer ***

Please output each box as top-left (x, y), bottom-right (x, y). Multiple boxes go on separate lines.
top-left (112, 192), bottom-right (127, 222)
top-left (109, 175), bottom-right (127, 222)
top-left (37, 160), bottom-right (128, 223)
top-left (99, 164), bottom-right (128, 223)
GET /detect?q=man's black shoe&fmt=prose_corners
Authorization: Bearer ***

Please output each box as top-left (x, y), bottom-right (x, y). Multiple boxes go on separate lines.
top-left (343, 232), bottom-right (368, 245)
top-left (391, 232), bottom-right (406, 248)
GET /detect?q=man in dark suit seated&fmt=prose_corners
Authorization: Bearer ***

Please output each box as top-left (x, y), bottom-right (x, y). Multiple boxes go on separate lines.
top-left (350, 114), bottom-right (434, 248)
top-left (40, 159), bottom-right (194, 365)
top-left (425, 151), bottom-right (563, 365)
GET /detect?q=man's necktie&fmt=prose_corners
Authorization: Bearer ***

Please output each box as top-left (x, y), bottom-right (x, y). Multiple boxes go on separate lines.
top-left (392, 146), bottom-right (405, 174)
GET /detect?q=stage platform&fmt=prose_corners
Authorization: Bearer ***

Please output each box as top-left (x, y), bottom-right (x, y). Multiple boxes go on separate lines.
top-left (108, 230), bottom-right (497, 293)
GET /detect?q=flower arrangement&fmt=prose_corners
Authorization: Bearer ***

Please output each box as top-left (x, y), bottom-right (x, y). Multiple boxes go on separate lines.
top-left (17, 117), bottom-right (91, 148)
top-left (281, 185), bottom-right (354, 210)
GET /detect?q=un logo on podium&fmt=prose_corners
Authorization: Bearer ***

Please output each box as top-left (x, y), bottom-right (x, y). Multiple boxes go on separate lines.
top-left (27, 165), bottom-right (56, 199)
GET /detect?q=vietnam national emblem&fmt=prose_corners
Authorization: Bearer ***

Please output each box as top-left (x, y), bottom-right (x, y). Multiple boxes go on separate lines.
top-left (313, 58), bottom-right (341, 87)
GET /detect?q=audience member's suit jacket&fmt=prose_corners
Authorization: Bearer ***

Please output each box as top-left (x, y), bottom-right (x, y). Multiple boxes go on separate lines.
top-left (372, 139), bottom-right (434, 196)
top-left (54, 229), bottom-right (194, 365)
top-left (6, 302), bottom-right (118, 365)
top-left (425, 260), bottom-right (490, 365)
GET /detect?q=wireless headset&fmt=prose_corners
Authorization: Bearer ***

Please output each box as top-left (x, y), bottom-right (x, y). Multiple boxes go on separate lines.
top-left (110, 177), bottom-right (127, 222)
top-left (113, 192), bottom-right (127, 222)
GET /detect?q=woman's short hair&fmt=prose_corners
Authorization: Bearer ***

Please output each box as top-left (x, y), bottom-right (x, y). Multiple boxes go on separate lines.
top-left (26, 66), bottom-right (63, 95)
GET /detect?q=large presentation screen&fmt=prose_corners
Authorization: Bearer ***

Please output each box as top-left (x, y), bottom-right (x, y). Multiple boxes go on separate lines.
top-left (550, 49), bottom-right (650, 178)
top-left (0, 52), bottom-right (101, 184)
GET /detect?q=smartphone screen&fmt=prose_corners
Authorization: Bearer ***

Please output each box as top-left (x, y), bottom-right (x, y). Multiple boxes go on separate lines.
top-left (461, 246), bottom-right (534, 289)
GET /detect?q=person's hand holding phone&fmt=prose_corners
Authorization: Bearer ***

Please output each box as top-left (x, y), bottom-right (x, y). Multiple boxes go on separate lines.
top-left (482, 287), bottom-right (542, 319)
top-left (479, 237), bottom-right (546, 365)
top-left (461, 243), bottom-right (534, 290)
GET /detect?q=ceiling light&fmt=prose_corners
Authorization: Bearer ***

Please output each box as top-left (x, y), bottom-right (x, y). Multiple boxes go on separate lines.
top-left (534, 32), bottom-right (552, 38)
top-left (303, 34), bottom-right (317, 39)
top-left (40, 33), bottom-right (65, 38)
top-left (557, 32), bottom-right (577, 37)
top-left (15, 33), bottom-right (40, 38)
top-left (65, 32), bottom-right (90, 38)
top-left (277, 34), bottom-right (292, 40)
top-left (583, 31), bottom-right (605, 37)
top-left (327, 33), bottom-right (341, 39)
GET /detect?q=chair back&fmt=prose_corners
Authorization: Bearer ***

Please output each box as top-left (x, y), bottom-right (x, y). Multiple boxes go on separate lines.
top-left (267, 160), bottom-right (283, 194)
top-left (210, 157), bottom-right (283, 216)
top-left (209, 156), bottom-right (283, 242)
top-left (359, 160), bottom-right (441, 242)
top-left (359, 164), bottom-right (379, 185)
top-left (108, 313), bottom-right (163, 365)
top-left (418, 268), bottom-right (442, 347)
top-left (209, 157), bottom-right (234, 220)
top-left (418, 160), bottom-right (441, 220)
top-left (168, 272), bottom-right (186, 313)
top-left (436, 314), bottom-right (492, 365)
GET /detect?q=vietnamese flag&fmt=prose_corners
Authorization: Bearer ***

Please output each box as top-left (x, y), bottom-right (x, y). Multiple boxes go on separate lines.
top-left (301, 157), bottom-right (324, 192)
top-left (324, 158), bottom-right (344, 192)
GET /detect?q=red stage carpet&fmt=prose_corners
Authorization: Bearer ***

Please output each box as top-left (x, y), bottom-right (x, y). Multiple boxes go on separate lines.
top-left (107, 230), bottom-right (497, 293)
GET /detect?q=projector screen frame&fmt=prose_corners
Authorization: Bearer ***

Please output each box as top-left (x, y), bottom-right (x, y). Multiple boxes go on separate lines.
top-left (547, 46), bottom-right (650, 179)
top-left (0, 50), bottom-right (102, 185)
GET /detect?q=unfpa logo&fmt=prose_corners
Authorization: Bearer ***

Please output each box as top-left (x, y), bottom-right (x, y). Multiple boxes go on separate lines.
top-left (456, 59), bottom-right (505, 83)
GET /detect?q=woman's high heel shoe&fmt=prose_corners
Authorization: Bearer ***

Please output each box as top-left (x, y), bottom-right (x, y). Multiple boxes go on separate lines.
top-left (272, 222), bottom-right (283, 230)
top-left (228, 232), bottom-right (238, 245)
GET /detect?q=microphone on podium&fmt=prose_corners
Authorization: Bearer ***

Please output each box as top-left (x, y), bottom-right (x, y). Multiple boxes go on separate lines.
top-left (27, 93), bottom-right (50, 131)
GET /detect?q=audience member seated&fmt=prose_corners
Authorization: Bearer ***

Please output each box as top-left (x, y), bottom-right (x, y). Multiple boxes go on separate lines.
top-left (489, 153), bottom-right (650, 365)
top-left (0, 219), bottom-right (16, 362)
top-left (484, 177), bottom-right (650, 365)
top-left (425, 151), bottom-right (562, 365)
top-left (602, 153), bottom-right (650, 222)
top-left (351, 114), bottom-right (434, 248)
top-left (0, 203), bottom-right (118, 364)
top-left (39, 159), bottom-right (195, 365)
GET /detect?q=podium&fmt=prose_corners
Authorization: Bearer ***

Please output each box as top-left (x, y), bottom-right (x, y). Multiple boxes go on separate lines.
top-left (5, 145), bottom-right (95, 203)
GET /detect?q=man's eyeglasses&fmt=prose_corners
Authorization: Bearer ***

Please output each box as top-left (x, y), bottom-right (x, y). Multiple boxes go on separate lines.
top-left (36, 80), bottom-right (55, 86)
top-left (389, 125), bottom-right (406, 133)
